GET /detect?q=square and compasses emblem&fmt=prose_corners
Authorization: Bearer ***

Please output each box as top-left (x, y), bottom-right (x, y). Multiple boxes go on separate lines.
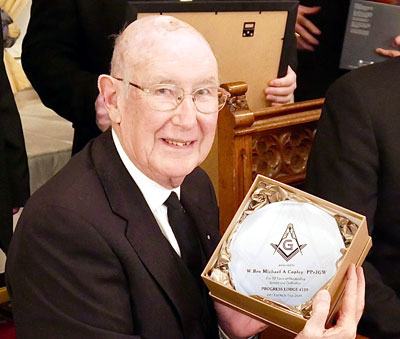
top-left (270, 223), bottom-right (307, 262)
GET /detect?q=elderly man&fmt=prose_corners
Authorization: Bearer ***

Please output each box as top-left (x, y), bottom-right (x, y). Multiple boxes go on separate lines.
top-left (6, 16), bottom-right (363, 339)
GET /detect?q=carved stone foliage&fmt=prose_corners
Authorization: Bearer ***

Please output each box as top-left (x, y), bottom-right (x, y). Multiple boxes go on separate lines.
top-left (252, 127), bottom-right (316, 181)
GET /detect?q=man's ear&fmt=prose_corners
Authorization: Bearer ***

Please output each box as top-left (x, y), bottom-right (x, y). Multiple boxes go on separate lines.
top-left (98, 75), bottom-right (122, 124)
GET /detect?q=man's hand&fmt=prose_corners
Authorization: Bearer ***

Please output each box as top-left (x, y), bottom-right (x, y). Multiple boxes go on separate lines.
top-left (296, 264), bottom-right (365, 339)
top-left (376, 35), bottom-right (400, 58)
top-left (265, 66), bottom-right (297, 106)
top-left (215, 264), bottom-right (363, 339)
top-left (214, 301), bottom-right (268, 339)
top-left (296, 5), bottom-right (321, 51)
top-left (95, 93), bottom-right (111, 132)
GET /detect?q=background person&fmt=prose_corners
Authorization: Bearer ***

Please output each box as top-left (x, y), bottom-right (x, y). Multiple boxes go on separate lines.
top-left (0, 13), bottom-right (29, 255)
top-left (306, 56), bottom-right (400, 338)
top-left (295, 0), bottom-right (400, 101)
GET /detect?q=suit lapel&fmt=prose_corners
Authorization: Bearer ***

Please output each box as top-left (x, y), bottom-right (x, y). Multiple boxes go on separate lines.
top-left (90, 132), bottom-right (204, 330)
top-left (181, 173), bottom-right (221, 260)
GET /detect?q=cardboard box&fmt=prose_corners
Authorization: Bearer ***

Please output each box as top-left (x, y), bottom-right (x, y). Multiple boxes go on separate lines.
top-left (201, 175), bottom-right (372, 336)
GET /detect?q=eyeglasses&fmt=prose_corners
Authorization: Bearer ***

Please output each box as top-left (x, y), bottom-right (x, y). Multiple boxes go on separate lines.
top-left (112, 77), bottom-right (230, 114)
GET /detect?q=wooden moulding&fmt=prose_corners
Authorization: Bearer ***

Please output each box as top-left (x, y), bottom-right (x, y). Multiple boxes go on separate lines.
top-left (220, 81), bottom-right (323, 132)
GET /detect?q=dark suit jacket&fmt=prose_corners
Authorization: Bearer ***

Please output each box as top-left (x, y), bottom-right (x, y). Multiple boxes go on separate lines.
top-left (295, 0), bottom-right (350, 101)
top-left (6, 131), bottom-right (220, 338)
top-left (22, 0), bottom-right (127, 153)
top-left (306, 57), bottom-right (400, 338)
top-left (0, 19), bottom-right (29, 253)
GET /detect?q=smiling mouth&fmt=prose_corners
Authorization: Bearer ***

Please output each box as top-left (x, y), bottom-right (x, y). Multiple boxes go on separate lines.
top-left (163, 138), bottom-right (193, 147)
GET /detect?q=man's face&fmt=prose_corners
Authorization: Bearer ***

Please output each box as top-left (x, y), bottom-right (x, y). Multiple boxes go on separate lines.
top-left (116, 32), bottom-right (219, 188)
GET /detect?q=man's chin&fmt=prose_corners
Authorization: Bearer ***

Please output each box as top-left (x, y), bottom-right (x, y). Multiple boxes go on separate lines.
top-left (168, 166), bottom-right (197, 180)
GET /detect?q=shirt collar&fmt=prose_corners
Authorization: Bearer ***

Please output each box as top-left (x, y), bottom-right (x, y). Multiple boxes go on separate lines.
top-left (111, 129), bottom-right (180, 212)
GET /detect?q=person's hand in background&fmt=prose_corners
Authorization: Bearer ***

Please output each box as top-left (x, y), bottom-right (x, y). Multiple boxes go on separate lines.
top-left (295, 5), bottom-right (321, 51)
top-left (376, 35), bottom-right (400, 58)
top-left (265, 66), bottom-right (297, 106)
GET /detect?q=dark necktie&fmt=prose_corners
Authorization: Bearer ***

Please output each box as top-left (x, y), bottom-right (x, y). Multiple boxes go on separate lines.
top-left (164, 192), bottom-right (203, 277)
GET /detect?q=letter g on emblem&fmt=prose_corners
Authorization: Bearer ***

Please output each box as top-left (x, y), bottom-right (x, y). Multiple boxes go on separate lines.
top-left (283, 239), bottom-right (293, 251)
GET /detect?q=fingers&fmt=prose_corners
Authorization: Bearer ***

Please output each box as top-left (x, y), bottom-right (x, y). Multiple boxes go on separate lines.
top-left (296, 10), bottom-right (321, 36)
top-left (307, 290), bottom-right (331, 331)
top-left (336, 264), bottom-right (359, 329)
top-left (295, 265), bottom-right (364, 339)
top-left (265, 67), bottom-right (296, 105)
top-left (269, 66), bottom-right (296, 87)
top-left (296, 16), bottom-right (321, 36)
top-left (296, 6), bottom-right (321, 51)
top-left (265, 92), bottom-right (293, 105)
top-left (295, 22), bottom-right (320, 50)
top-left (295, 290), bottom-right (330, 339)
top-left (355, 266), bottom-right (365, 322)
top-left (296, 36), bottom-right (317, 51)
top-left (376, 35), bottom-right (400, 58)
top-left (375, 48), bottom-right (400, 58)
top-left (319, 264), bottom-right (362, 339)
top-left (393, 34), bottom-right (400, 47)
top-left (298, 5), bottom-right (322, 16)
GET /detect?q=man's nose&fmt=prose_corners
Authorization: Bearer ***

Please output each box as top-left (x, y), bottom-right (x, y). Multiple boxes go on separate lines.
top-left (171, 95), bottom-right (198, 128)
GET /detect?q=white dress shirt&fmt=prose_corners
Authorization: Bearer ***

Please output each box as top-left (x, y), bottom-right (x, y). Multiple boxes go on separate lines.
top-left (112, 130), bottom-right (181, 256)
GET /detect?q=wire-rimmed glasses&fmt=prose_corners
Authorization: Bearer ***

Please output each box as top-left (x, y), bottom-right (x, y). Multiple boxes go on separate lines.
top-left (113, 77), bottom-right (230, 114)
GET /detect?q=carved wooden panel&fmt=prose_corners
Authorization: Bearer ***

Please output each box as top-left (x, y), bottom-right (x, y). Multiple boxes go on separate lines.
top-left (217, 81), bottom-right (323, 231)
top-left (252, 125), bottom-right (317, 183)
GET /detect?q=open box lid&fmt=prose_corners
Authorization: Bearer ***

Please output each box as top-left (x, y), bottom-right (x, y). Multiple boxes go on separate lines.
top-left (125, 1), bottom-right (298, 110)
top-left (201, 175), bottom-right (372, 334)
